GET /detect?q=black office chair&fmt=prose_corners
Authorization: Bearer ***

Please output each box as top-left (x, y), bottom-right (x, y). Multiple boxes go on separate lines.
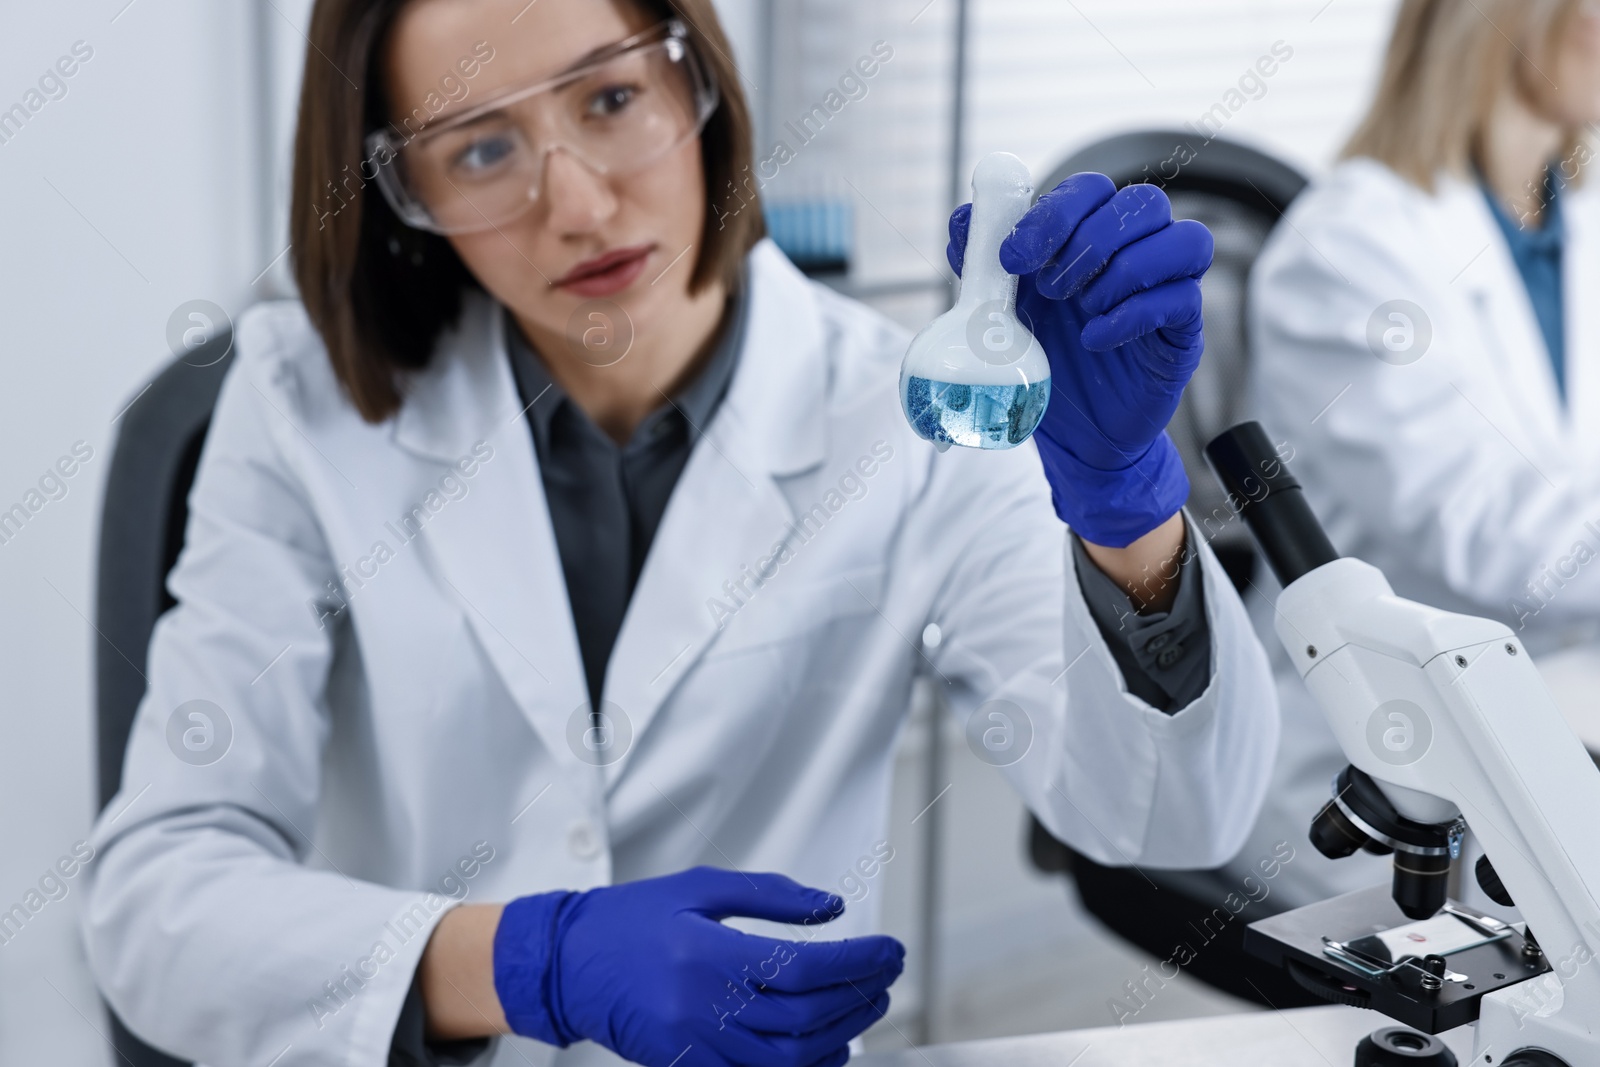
top-left (95, 332), bottom-right (235, 1067)
top-left (1023, 130), bottom-right (1322, 1009)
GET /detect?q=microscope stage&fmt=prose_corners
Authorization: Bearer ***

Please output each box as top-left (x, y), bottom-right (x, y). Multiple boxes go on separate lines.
top-left (1244, 885), bottom-right (1550, 1033)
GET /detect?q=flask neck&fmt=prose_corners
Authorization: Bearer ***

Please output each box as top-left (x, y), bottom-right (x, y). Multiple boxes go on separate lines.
top-left (955, 191), bottom-right (1029, 313)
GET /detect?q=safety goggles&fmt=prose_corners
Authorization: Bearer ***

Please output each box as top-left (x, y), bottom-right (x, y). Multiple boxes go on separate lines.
top-left (366, 19), bottom-right (718, 235)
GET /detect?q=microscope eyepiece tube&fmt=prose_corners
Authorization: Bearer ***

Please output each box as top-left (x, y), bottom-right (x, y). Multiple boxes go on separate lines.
top-left (1204, 422), bottom-right (1340, 587)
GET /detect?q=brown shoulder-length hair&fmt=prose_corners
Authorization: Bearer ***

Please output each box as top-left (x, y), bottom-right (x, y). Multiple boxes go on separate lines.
top-left (289, 0), bottom-right (765, 424)
top-left (1341, 0), bottom-right (1592, 192)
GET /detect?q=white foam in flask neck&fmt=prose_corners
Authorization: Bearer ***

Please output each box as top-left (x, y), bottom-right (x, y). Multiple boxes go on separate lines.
top-left (956, 153), bottom-right (1033, 323)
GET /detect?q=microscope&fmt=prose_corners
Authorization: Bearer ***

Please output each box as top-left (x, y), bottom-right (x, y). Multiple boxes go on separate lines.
top-left (1205, 423), bottom-right (1600, 1067)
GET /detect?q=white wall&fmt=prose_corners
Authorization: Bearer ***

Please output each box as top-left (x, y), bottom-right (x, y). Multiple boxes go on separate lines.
top-left (0, 1), bottom-right (282, 1061)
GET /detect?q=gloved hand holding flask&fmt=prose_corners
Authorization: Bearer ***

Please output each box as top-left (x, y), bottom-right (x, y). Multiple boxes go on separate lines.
top-left (937, 157), bottom-right (1214, 548)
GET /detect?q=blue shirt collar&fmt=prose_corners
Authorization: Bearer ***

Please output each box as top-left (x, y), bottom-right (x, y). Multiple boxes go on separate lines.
top-left (1478, 163), bottom-right (1565, 255)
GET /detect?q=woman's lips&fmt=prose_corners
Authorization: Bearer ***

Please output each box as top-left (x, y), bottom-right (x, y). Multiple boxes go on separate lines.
top-left (553, 244), bottom-right (654, 298)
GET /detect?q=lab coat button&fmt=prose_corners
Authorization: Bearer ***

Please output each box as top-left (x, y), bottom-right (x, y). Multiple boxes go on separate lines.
top-left (568, 820), bottom-right (603, 860)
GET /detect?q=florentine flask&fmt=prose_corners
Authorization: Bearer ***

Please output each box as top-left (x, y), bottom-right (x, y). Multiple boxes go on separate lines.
top-left (899, 152), bottom-right (1051, 451)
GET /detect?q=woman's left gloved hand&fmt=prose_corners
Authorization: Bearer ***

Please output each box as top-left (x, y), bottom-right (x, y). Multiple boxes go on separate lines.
top-left (947, 173), bottom-right (1214, 547)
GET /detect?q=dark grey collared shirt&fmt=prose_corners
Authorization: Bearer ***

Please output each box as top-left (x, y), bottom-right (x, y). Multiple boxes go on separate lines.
top-left (388, 286), bottom-right (1210, 1064)
top-left (507, 288), bottom-right (750, 711)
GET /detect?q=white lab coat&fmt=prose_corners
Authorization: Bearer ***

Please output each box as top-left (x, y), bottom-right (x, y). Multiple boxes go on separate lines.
top-left (83, 239), bottom-right (1277, 1067)
top-left (1213, 157), bottom-right (1600, 908)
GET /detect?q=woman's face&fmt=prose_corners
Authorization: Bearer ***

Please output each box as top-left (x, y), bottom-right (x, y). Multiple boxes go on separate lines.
top-left (384, 0), bottom-right (710, 354)
top-left (1528, 4), bottom-right (1600, 128)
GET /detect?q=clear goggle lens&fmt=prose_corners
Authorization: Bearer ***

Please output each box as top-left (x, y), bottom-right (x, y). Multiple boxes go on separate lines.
top-left (368, 22), bottom-right (717, 235)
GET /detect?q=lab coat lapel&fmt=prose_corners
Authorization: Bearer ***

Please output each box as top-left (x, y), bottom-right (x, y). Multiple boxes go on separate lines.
top-left (391, 291), bottom-right (588, 764)
top-left (1561, 182), bottom-right (1600, 468)
top-left (601, 241), bottom-right (829, 779)
top-left (1437, 176), bottom-right (1565, 460)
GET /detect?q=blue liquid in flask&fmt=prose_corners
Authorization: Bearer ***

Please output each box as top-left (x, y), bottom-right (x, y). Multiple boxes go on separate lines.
top-left (903, 376), bottom-right (1050, 450)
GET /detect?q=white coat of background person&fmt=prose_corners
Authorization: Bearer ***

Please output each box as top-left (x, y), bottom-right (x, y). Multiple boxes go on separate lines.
top-left (80, 0), bottom-right (1279, 1064)
top-left (1219, 0), bottom-right (1600, 910)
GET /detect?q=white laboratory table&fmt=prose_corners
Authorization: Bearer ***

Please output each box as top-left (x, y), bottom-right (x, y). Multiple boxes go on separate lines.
top-left (856, 1007), bottom-right (1474, 1067)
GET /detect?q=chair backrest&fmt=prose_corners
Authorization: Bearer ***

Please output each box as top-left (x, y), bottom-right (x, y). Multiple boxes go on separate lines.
top-left (94, 332), bottom-right (234, 1067)
top-left (1038, 131), bottom-right (1308, 589)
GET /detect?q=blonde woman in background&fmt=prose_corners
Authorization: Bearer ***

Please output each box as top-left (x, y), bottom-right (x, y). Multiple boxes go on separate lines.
top-left (1220, 0), bottom-right (1600, 910)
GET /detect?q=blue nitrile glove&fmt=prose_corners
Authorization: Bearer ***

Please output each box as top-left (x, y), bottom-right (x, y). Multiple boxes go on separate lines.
top-left (947, 174), bottom-right (1213, 547)
top-left (492, 866), bottom-right (904, 1067)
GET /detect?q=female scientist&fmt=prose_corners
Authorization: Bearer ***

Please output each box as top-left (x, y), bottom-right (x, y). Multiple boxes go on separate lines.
top-left (81, 0), bottom-right (1277, 1064)
top-left (1224, 0), bottom-right (1600, 908)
